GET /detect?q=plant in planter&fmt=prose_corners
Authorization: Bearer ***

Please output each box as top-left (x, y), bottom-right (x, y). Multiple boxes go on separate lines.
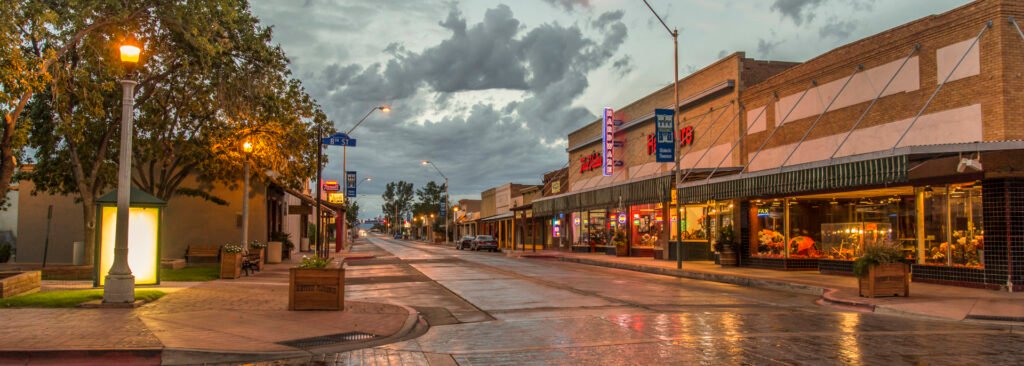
top-left (220, 244), bottom-right (244, 279)
top-left (289, 255), bottom-right (344, 311)
top-left (716, 224), bottom-right (737, 266)
top-left (271, 232), bottom-right (296, 259)
top-left (612, 229), bottom-right (628, 256)
top-left (853, 242), bottom-right (909, 298)
top-left (249, 241), bottom-right (267, 270)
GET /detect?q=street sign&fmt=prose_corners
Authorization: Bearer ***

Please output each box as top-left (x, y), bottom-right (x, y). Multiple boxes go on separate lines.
top-left (322, 132), bottom-right (357, 147)
top-left (345, 171), bottom-right (357, 198)
top-left (439, 205), bottom-right (446, 219)
top-left (654, 109), bottom-right (675, 163)
top-left (323, 180), bottom-right (340, 192)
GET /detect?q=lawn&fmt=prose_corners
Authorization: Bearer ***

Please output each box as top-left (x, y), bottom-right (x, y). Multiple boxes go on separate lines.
top-left (0, 289), bottom-right (165, 308)
top-left (160, 266), bottom-right (220, 282)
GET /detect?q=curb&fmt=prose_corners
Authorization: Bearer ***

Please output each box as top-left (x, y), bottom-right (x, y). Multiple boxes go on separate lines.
top-left (0, 348), bottom-right (162, 366)
top-left (819, 288), bottom-right (875, 311)
top-left (159, 303), bottom-right (427, 365)
top-left (558, 256), bottom-right (826, 296)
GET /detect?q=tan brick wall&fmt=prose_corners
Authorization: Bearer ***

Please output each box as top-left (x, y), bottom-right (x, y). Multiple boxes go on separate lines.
top-left (740, 0), bottom-right (1022, 168)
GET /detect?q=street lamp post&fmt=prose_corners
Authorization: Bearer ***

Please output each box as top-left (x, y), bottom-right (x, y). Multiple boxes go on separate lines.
top-left (241, 140), bottom-right (253, 249)
top-left (342, 105), bottom-right (389, 205)
top-left (104, 38), bottom-right (142, 304)
top-left (421, 160), bottom-right (449, 244)
top-left (642, 0), bottom-right (682, 269)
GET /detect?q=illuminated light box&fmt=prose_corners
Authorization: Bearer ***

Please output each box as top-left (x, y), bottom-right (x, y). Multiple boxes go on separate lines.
top-left (94, 187), bottom-right (166, 287)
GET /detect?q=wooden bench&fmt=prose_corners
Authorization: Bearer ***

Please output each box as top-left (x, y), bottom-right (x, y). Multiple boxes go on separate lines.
top-left (186, 245), bottom-right (221, 264)
top-left (241, 253), bottom-right (261, 276)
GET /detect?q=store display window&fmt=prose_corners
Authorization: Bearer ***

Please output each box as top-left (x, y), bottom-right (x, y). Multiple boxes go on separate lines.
top-left (920, 183), bottom-right (984, 268)
top-left (630, 204), bottom-right (664, 248)
top-left (681, 205), bottom-right (707, 240)
top-left (752, 200), bottom-right (786, 258)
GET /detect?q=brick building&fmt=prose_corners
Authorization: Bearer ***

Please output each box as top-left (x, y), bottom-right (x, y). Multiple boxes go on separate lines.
top-left (536, 0), bottom-right (1024, 290)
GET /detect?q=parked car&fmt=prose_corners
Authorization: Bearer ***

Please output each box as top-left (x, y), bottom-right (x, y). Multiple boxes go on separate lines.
top-left (456, 236), bottom-right (475, 250)
top-left (471, 235), bottom-right (499, 252)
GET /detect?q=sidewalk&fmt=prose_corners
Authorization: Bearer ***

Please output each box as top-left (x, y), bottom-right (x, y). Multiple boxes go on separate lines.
top-left (0, 251), bottom-right (422, 365)
top-left (519, 251), bottom-right (1024, 323)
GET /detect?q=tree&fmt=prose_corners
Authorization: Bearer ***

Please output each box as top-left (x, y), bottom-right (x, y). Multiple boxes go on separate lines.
top-left (381, 181), bottom-right (414, 234)
top-left (1, 0), bottom-right (152, 208)
top-left (345, 200), bottom-right (360, 229)
top-left (412, 181), bottom-right (447, 233)
top-left (23, 0), bottom-right (330, 264)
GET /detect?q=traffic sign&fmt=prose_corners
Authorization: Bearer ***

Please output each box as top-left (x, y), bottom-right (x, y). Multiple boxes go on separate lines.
top-left (322, 132), bottom-right (357, 147)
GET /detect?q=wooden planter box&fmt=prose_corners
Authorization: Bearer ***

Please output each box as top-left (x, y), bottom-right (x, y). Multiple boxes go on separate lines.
top-left (289, 267), bottom-right (344, 311)
top-left (858, 263), bottom-right (910, 298)
top-left (220, 252), bottom-right (242, 279)
top-left (0, 271), bottom-right (41, 298)
top-left (614, 245), bottom-right (628, 256)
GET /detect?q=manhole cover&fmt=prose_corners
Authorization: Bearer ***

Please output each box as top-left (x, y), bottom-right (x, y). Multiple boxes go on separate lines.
top-left (277, 331), bottom-right (380, 349)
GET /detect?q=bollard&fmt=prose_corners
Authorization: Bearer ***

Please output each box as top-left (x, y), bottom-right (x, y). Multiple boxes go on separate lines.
top-left (676, 241), bottom-right (683, 270)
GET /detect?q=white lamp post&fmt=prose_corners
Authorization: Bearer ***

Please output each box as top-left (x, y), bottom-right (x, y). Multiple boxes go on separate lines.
top-left (241, 140), bottom-right (253, 248)
top-left (104, 38), bottom-right (142, 303)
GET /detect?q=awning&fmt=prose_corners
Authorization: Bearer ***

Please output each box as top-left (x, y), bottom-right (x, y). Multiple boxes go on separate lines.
top-left (533, 174), bottom-right (673, 216)
top-left (480, 212), bottom-right (514, 222)
top-left (677, 155), bottom-right (909, 203)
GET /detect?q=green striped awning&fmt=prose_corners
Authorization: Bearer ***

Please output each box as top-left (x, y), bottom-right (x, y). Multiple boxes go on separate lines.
top-left (533, 174), bottom-right (673, 216)
top-left (677, 155), bottom-right (909, 203)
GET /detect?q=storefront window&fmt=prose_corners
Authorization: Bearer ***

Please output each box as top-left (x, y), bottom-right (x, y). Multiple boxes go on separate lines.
top-left (681, 205), bottom-right (707, 240)
top-left (708, 202), bottom-right (734, 249)
top-left (630, 204), bottom-right (664, 248)
top-left (587, 209), bottom-right (608, 246)
top-left (752, 200), bottom-right (786, 258)
top-left (921, 183), bottom-right (984, 268)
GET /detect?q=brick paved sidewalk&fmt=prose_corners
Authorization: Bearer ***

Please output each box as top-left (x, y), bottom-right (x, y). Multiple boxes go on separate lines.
top-left (0, 253), bottom-right (420, 365)
top-left (517, 251), bottom-right (1024, 322)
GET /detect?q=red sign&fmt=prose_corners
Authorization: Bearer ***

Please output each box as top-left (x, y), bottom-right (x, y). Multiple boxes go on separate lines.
top-left (579, 152), bottom-right (602, 173)
top-left (323, 180), bottom-right (340, 191)
top-left (647, 134), bottom-right (656, 155)
top-left (679, 126), bottom-right (694, 147)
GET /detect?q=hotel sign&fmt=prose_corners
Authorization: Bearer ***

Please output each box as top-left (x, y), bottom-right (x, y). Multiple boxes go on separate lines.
top-left (602, 107), bottom-right (615, 176)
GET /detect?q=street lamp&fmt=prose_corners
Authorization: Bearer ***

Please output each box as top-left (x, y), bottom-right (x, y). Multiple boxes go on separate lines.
top-left (642, 0), bottom-right (683, 269)
top-left (104, 36), bottom-right (142, 303)
top-left (421, 160), bottom-right (449, 244)
top-left (241, 140), bottom-right (253, 250)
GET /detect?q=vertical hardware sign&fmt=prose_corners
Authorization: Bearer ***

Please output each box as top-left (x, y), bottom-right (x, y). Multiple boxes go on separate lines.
top-left (602, 107), bottom-right (615, 176)
top-left (654, 109), bottom-right (675, 162)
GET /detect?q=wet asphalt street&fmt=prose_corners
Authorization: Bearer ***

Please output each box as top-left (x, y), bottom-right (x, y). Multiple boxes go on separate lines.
top-left (324, 236), bottom-right (1024, 365)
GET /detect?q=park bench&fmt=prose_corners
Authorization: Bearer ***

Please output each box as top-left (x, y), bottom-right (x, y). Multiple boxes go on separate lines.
top-left (241, 252), bottom-right (261, 276)
top-left (186, 244), bottom-right (221, 264)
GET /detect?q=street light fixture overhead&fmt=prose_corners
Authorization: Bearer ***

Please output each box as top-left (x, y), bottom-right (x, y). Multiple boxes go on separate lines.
top-left (242, 141), bottom-right (253, 154)
top-left (119, 41), bottom-right (141, 64)
top-left (380, 105), bottom-right (391, 113)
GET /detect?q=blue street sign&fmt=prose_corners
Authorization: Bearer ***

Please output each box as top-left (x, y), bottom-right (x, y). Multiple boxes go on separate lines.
top-left (345, 171), bottom-right (357, 198)
top-left (439, 205), bottom-right (446, 219)
top-left (654, 109), bottom-right (675, 163)
top-left (322, 132), bottom-right (357, 147)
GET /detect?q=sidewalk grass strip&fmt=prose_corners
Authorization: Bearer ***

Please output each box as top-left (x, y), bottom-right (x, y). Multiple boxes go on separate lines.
top-left (0, 289), bottom-right (165, 308)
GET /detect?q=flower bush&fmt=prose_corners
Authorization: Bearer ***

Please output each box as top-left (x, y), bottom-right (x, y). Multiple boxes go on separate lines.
top-left (298, 256), bottom-right (331, 269)
top-left (249, 240), bottom-right (267, 249)
top-left (223, 244), bottom-right (244, 254)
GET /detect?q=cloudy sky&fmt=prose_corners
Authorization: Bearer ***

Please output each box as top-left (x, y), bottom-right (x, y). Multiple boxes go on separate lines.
top-left (249, 0), bottom-right (968, 218)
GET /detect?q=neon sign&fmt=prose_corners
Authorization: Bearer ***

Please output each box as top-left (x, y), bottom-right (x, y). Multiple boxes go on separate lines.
top-left (579, 152), bottom-right (602, 173)
top-left (602, 107), bottom-right (615, 176)
top-left (679, 126), bottom-right (695, 147)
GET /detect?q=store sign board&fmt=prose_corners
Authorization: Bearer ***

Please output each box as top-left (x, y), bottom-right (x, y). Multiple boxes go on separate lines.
top-left (323, 180), bottom-right (340, 192)
top-left (551, 180), bottom-right (561, 194)
top-left (345, 171), bottom-right (357, 198)
top-left (579, 152), bottom-right (602, 173)
top-left (680, 126), bottom-right (695, 147)
top-left (327, 192), bottom-right (345, 204)
top-left (602, 107), bottom-right (615, 176)
top-left (654, 109), bottom-right (675, 162)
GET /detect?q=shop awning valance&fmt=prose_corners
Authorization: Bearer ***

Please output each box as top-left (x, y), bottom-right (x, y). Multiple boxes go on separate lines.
top-left (677, 155), bottom-right (909, 203)
top-left (533, 174), bottom-right (673, 216)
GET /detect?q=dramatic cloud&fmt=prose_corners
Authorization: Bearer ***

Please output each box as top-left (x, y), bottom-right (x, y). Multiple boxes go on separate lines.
top-left (819, 17), bottom-right (857, 40)
top-left (757, 38), bottom-right (783, 58)
top-left (542, 0), bottom-right (592, 11)
top-left (771, 0), bottom-right (825, 25)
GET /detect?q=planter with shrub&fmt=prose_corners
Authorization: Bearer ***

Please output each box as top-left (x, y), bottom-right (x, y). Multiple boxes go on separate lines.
top-left (853, 243), bottom-right (909, 298)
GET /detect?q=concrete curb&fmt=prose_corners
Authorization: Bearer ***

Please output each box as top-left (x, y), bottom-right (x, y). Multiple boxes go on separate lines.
top-left (819, 288), bottom-right (876, 311)
top-left (0, 348), bottom-right (162, 366)
top-left (158, 303), bottom-right (427, 365)
top-left (558, 256), bottom-right (826, 296)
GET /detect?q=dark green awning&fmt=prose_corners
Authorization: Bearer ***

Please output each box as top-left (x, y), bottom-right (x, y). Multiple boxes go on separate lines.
top-left (677, 155), bottom-right (909, 203)
top-left (533, 174), bottom-right (672, 216)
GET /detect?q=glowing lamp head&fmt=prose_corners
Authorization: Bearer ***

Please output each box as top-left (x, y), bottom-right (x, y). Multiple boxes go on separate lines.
top-left (380, 105), bottom-right (391, 113)
top-left (119, 41), bottom-right (141, 64)
top-left (242, 141), bottom-right (253, 154)
top-left (421, 160), bottom-right (430, 166)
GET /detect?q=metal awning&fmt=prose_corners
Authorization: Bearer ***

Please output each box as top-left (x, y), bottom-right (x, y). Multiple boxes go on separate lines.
top-left (533, 174), bottom-right (673, 216)
top-left (480, 212), bottom-right (514, 222)
top-left (677, 155), bottom-right (908, 203)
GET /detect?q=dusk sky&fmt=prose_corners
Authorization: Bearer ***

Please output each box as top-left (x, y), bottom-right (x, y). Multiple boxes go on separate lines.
top-left (249, 0), bottom-right (969, 218)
